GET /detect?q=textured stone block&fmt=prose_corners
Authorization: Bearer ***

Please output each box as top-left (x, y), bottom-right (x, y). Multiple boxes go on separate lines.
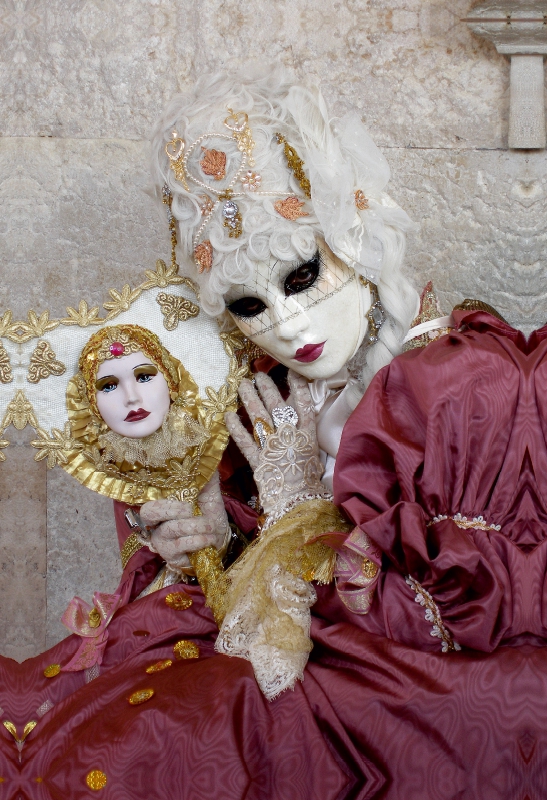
top-left (1, 0), bottom-right (509, 149)
top-left (387, 147), bottom-right (547, 332)
top-left (46, 468), bottom-right (121, 648)
top-left (1, 137), bottom-right (169, 319)
top-left (0, 427), bottom-right (47, 661)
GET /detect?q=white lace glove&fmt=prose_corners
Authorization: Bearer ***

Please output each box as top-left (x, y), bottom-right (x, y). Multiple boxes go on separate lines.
top-left (225, 371), bottom-right (330, 526)
top-left (139, 472), bottom-right (230, 571)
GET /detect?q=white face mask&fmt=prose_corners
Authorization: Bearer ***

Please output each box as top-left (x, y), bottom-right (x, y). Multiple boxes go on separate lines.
top-left (225, 241), bottom-right (368, 380)
top-left (95, 351), bottom-right (171, 438)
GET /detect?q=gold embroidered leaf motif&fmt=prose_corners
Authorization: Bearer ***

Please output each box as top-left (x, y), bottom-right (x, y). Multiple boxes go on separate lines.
top-left (173, 640), bottom-right (199, 660)
top-left (31, 423), bottom-right (83, 468)
top-left (1, 391), bottom-right (38, 430)
top-left (274, 196), bottom-right (308, 221)
top-left (0, 311), bottom-right (13, 338)
top-left (141, 259), bottom-right (190, 290)
top-left (156, 292), bottom-right (199, 330)
top-left (128, 688), bottom-right (155, 705)
top-left (61, 300), bottom-right (104, 327)
top-left (27, 340), bottom-right (66, 384)
top-left (22, 721), bottom-right (37, 741)
top-left (200, 147), bottom-right (227, 180)
top-left (103, 284), bottom-right (142, 320)
top-left (0, 438), bottom-right (9, 463)
top-left (7, 310), bottom-right (60, 343)
top-left (0, 343), bottom-right (12, 383)
top-left (2, 721), bottom-right (17, 740)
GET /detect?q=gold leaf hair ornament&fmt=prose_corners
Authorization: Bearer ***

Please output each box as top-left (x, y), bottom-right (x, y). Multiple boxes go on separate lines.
top-left (79, 325), bottom-right (180, 418)
top-left (275, 134), bottom-right (311, 199)
top-left (164, 111), bottom-right (310, 275)
top-left (274, 197), bottom-right (309, 221)
top-left (200, 147), bottom-right (227, 181)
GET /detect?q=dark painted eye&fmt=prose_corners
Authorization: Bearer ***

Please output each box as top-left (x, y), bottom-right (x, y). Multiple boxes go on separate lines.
top-left (227, 296), bottom-right (268, 318)
top-left (284, 254), bottom-right (320, 296)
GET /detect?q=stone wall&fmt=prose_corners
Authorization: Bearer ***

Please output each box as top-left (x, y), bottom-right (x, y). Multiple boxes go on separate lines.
top-left (1, 0), bottom-right (545, 657)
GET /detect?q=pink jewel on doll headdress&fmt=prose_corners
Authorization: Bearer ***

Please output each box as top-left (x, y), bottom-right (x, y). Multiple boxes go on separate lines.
top-left (109, 342), bottom-right (125, 357)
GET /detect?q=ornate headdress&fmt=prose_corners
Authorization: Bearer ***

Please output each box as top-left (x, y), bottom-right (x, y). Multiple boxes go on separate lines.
top-left (151, 68), bottom-right (416, 321)
top-left (79, 325), bottom-right (180, 417)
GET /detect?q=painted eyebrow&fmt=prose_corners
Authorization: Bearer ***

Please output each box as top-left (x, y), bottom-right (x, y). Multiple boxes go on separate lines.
top-left (133, 363), bottom-right (156, 370)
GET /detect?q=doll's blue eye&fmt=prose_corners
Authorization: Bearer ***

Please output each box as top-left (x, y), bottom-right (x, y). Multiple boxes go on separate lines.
top-left (136, 373), bottom-right (153, 383)
top-left (101, 381), bottom-right (118, 393)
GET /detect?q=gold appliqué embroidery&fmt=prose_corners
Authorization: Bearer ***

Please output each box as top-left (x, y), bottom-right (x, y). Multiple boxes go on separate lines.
top-left (31, 423), bottom-right (82, 469)
top-left (156, 292), bottom-right (199, 330)
top-left (362, 557), bottom-right (379, 579)
top-left (120, 533), bottom-right (145, 570)
top-left (128, 688), bottom-right (155, 705)
top-left (0, 343), bottom-right (12, 383)
top-left (173, 640), bottom-right (200, 660)
top-left (27, 340), bottom-right (66, 383)
top-left (2, 390), bottom-right (37, 430)
top-left (145, 659), bottom-right (173, 674)
top-left (405, 575), bottom-right (461, 653)
top-left (88, 608), bottom-right (101, 628)
top-left (165, 592), bottom-right (193, 610)
top-left (86, 770), bottom-right (107, 790)
top-left (43, 664), bottom-right (61, 678)
top-left (274, 196), bottom-right (309, 220)
top-left (275, 134), bottom-right (311, 198)
top-left (194, 241), bottom-right (214, 273)
top-left (200, 147), bottom-right (227, 180)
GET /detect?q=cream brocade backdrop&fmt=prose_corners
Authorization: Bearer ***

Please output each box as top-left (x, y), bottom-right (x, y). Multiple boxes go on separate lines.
top-left (0, 0), bottom-right (545, 658)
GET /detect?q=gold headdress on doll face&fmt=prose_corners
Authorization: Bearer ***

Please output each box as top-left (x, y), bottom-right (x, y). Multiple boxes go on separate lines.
top-left (79, 325), bottom-right (180, 418)
top-left (66, 323), bottom-right (232, 506)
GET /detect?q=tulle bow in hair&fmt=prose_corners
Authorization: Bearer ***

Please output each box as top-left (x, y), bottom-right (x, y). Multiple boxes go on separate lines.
top-left (285, 87), bottom-right (414, 283)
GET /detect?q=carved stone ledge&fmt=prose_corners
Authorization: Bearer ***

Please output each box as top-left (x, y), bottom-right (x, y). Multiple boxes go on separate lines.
top-left (465, 3), bottom-right (547, 148)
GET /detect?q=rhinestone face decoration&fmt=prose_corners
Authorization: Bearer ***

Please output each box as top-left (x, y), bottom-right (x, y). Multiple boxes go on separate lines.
top-left (271, 406), bottom-right (299, 430)
top-left (109, 342), bottom-right (124, 357)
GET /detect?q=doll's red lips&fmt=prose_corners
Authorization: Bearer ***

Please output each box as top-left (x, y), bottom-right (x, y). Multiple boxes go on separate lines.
top-left (125, 408), bottom-right (151, 422)
top-left (294, 342), bottom-right (326, 363)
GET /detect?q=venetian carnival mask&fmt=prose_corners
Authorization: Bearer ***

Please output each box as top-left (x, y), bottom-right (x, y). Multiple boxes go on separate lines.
top-left (225, 241), bottom-right (367, 380)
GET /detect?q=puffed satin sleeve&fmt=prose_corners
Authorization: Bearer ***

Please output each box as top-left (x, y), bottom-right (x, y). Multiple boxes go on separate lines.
top-left (333, 326), bottom-right (532, 652)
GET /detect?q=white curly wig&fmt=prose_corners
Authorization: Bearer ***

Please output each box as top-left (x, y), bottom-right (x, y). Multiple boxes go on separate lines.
top-left (151, 66), bottom-right (419, 390)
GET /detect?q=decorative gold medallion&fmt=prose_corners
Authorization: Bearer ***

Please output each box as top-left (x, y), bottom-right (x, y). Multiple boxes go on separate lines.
top-left (200, 147), bottom-right (227, 181)
top-left (27, 340), bottom-right (66, 383)
top-left (194, 241), bottom-right (214, 273)
top-left (86, 770), bottom-right (107, 790)
top-left (88, 608), bottom-right (101, 628)
top-left (165, 591), bottom-right (193, 611)
top-left (43, 663), bottom-right (61, 678)
top-left (354, 189), bottom-right (369, 210)
top-left (362, 557), bottom-right (379, 579)
top-left (173, 640), bottom-right (200, 660)
top-left (274, 196), bottom-right (309, 221)
top-left (0, 343), bottom-right (12, 383)
top-left (156, 292), bottom-right (200, 331)
top-left (2, 390), bottom-right (37, 430)
top-left (145, 659), bottom-right (173, 674)
top-left (128, 687), bottom-right (155, 705)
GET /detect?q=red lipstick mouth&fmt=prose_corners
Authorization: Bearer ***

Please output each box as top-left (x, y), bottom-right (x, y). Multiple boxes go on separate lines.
top-left (125, 408), bottom-right (151, 422)
top-left (294, 342), bottom-right (326, 363)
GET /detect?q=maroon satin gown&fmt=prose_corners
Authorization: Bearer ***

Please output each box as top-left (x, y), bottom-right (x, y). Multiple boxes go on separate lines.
top-left (1, 309), bottom-right (547, 799)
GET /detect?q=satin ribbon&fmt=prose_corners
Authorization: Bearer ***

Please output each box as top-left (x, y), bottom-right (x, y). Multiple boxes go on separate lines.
top-left (309, 368), bottom-right (362, 492)
top-left (61, 591), bottom-right (123, 672)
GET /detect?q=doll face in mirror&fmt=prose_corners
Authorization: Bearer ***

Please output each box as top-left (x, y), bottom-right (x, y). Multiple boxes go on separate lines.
top-left (225, 241), bottom-right (364, 380)
top-left (95, 350), bottom-right (171, 438)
